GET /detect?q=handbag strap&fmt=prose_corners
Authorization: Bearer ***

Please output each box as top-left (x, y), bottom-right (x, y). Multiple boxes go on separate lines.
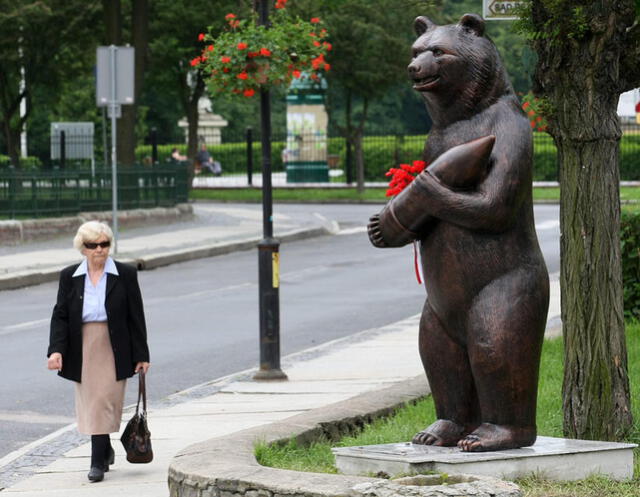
top-left (136, 370), bottom-right (147, 416)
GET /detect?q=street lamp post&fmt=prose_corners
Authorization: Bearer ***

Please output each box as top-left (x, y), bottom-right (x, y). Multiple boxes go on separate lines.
top-left (253, 0), bottom-right (287, 381)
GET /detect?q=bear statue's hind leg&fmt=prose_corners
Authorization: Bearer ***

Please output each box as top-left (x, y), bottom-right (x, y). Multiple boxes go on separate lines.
top-left (413, 301), bottom-right (480, 446)
top-left (459, 269), bottom-right (549, 452)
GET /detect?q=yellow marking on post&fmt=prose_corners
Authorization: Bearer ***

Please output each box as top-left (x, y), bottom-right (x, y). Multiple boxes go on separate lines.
top-left (272, 252), bottom-right (280, 288)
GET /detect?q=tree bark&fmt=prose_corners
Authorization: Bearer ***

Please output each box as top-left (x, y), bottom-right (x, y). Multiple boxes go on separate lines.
top-left (177, 70), bottom-right (205, 188)
top-left (530, 1), bottom-right (635, 440)
top-left (118, 0), bottom-right (148, 166)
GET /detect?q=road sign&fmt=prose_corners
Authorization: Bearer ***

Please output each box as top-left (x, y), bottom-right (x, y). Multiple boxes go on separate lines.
top-left (107, 104), bottom-right (122, 118)
top-left (96, 46), bottom-right (135, 106)
top-left (483, 0), bottom-right (525, 20)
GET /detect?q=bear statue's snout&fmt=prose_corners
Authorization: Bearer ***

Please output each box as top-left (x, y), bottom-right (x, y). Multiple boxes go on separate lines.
top-left (408, 55), bottom-right (440, 92)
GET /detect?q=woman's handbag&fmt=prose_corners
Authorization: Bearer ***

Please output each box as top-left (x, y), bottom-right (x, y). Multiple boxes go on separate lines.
top-left (120, 370), bottom-right (153, 463)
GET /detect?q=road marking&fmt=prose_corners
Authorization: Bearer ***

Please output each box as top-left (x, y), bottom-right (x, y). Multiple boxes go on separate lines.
top-left (146, 282), bottom-right (254, 304)
top-left (0, 318), bottom-right (49, 336)
top-left (0, 411), bottom-right (74, 425)
top-left (337, 227), bottom-right (367, 236)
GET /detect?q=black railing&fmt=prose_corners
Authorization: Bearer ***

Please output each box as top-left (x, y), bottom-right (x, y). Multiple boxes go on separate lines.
top-left (0, 164), bottom-right (188, 219)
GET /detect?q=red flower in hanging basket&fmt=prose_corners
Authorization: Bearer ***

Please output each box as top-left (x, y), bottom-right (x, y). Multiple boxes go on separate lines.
top-left (243, 88), bottom-right (255, 97)
top-left (190, 56), bottom-right (201, 66)
top-left (198, 3), bottom-right (329, 97)
top-left (198, 33), bottom-right (205, 41)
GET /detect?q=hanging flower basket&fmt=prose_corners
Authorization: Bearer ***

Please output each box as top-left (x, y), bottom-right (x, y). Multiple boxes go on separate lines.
top-left (192, 0), bottom-right (331, 98)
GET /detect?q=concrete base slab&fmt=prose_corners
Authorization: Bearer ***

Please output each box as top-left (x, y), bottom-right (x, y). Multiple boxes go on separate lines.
top-left (333, 436), bottom-right (637, 481)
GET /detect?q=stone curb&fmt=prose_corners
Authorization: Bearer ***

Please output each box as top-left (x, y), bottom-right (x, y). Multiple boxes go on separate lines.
top-left (0, 226), bottom-right (332, 291)
top-left (168, 376), bottom-right (429, 497)
top-left (0, 204), bottom-right (194, 245)
top-left (168, 376), bottom-right (521, 497)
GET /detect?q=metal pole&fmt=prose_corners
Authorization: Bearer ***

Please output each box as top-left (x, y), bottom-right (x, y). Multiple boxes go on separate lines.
top-left (253, 0), bottom-right (286, 381)
top-left (110, 45), bottom-right (119, 254)
top-left (246, 126), bottom-right (253, 186)
top-left (60, 131), bottom-right (66, 169)
top-left (151, 127), bottom-right (158, 165)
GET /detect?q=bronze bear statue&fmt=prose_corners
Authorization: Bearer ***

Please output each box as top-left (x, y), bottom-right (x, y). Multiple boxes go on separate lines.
top-left (368, 13), bottom-right (550, 452)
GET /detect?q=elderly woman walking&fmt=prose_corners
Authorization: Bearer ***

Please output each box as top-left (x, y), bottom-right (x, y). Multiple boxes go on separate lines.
top-left (47, 221), bottom-right (150, 482)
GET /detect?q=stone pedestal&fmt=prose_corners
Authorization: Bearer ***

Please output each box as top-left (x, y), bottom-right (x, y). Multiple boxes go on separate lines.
top-left (332, 436), bottom-right (637, 481)
top-left (178, 97), bottom-right (228, 145)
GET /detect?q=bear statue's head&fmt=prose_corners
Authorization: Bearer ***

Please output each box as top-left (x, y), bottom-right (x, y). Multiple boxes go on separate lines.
top-left (408, 13), bottom-right (513, 125)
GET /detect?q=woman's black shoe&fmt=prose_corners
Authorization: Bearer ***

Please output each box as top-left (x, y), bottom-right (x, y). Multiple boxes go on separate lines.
top-left (88, 466), bottom-right (104, 482)
top-left (104, 446), bottom-right (115, 472)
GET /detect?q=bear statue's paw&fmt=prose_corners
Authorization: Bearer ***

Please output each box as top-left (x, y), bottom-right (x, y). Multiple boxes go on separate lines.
top-left (457, 423), bottom-right (536, 452)
top-left (412, 419), bottom-right (472, 446)
top-left (367, 213), bottom-right (388, 248)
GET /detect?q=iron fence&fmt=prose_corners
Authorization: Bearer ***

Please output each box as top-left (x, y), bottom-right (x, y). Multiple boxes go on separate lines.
top-left (187, 123), bottom-right (640, 187)
top-left (0, 164), bottom-right (188, 219)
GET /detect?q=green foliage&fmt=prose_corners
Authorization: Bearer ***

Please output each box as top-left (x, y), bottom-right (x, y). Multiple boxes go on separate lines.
top-left (0, 0), bottom-right (100, 164)
top-left (621, 211), bottom-right (640, 320)
top-left (0, 155), bottom-right (41, 170)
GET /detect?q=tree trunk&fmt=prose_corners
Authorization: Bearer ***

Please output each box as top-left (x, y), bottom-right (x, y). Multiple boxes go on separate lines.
top-left (3, 121), bottom-right (20, 168)
top-left (177, 69), bottom-right (205, 189)
top-left (117, 0), bottom-right (148, 166)
top-left (555, 102), bottom-right (632, 441)
top-left (102, 0), bottom-right (123, 45)
top-left (531, 2), bottom-right (633, 441)
top-left (102, 0), bottom-right (148, 167)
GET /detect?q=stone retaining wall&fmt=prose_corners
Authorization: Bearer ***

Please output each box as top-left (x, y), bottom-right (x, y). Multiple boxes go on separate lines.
top-left (0, 204), bottom-right (193, 245)
top-left (168, 377), bottom-right (521, 497)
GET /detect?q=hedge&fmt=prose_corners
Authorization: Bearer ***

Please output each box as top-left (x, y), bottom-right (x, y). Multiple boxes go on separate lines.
top-left (135, 132), bottom-right (640, 182)
top-left (621, 210), bottom-right (640, 320)
top-left (0, 155), bottom-right (42, 170)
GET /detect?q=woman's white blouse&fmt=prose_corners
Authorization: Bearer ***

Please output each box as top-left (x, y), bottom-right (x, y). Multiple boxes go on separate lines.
top-left (72, 257), bottom-right (119, 323)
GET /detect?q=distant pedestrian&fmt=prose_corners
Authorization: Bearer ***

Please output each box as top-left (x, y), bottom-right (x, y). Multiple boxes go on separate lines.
top-left (47, 221), bottom-right (150, 483)
top-left (195, 143), bottom-right (222, 176)
top-left (170, 147), bottom-right (187, 162)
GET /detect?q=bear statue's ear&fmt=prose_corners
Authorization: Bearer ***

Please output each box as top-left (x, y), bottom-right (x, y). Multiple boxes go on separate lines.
top-left (459, 13), bottom-right (485, 36)
top-left (414, 16), bottom-right (436, 36)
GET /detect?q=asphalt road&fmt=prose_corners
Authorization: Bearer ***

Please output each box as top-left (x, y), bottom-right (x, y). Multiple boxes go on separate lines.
top-left (0, 203), bottom-right (560, 460)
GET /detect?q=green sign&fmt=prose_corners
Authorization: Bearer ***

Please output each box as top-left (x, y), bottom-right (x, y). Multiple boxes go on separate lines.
top-left (483, 0), bottom-right (524, 20)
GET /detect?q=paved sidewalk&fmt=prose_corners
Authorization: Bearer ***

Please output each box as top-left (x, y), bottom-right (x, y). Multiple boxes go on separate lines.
top-left (0, 315), bottom-right (425, 496)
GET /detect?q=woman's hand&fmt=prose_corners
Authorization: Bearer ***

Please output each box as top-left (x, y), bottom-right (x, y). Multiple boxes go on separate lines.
top-left (47, 353), bottom-right (63, 371)
top-left (135, 362), bottom-right (150, 374)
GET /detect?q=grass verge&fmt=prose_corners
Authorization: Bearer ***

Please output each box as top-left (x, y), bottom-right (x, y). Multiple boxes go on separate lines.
top-left (190, 186), bottom-right (640, 204)
top-left (256, 321), bottom-right (640, 496)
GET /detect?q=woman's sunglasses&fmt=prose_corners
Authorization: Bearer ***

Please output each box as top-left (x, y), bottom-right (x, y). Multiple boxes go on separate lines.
top-left (84, 241), bottom-right (111, 250)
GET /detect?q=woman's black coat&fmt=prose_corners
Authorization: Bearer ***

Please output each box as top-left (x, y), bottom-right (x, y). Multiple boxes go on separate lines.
top-left (48, 260), bottom-right (150, 382)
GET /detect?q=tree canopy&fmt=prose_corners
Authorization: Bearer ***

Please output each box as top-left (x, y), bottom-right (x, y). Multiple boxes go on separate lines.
top-left (3, 0), bottom-right (543, 166)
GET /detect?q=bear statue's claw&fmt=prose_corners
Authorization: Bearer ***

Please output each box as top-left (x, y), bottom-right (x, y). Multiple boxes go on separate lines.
top-left (367, 214), bottom-right (388, 247)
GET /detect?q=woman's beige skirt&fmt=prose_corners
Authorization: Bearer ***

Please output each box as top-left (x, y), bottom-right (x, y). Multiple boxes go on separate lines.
top-left (74, 322), bottom-right (126, 435)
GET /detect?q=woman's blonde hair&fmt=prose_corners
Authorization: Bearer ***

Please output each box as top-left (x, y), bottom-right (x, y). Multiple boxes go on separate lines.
top-left (73, 221), bottom-right (114, 252)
